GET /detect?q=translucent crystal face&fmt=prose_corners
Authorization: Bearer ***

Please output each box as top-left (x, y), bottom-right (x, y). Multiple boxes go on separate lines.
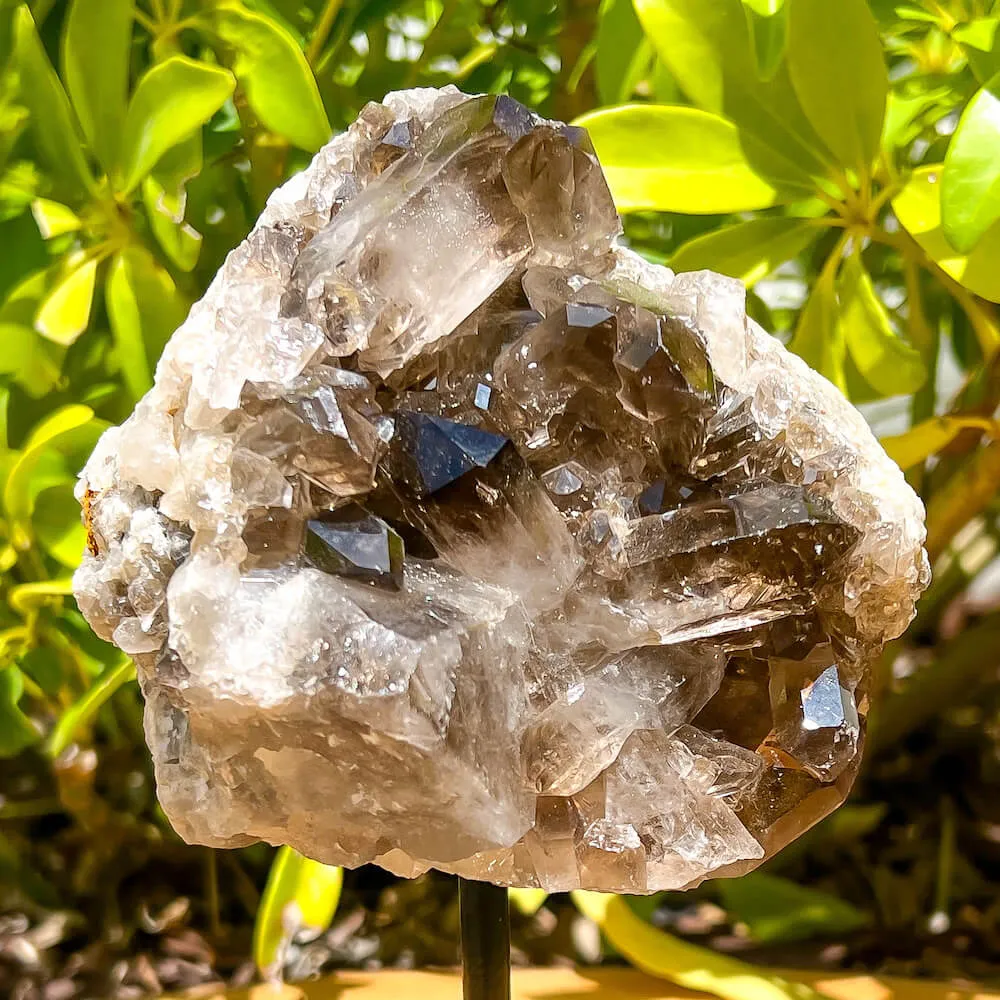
top-left (73, 88), bottom-right (929, 893)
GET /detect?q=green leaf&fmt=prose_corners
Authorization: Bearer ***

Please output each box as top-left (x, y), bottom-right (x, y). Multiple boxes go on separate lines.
top-left (953, 18), bottom-right (1000, 84)
top-left (716, 872), bottom-right (869, 944)
top-left (208, 2), bottom-right (330, 152)
top-left (840, 252), bottom-right (926, 397)
top-left (894, 164), bottom-right (1000, 303)
top-left (30, 198), bottom-right (82, 239)
top-left (786, 0), bottom-right (887, 175)
top-left (62, 0), bottom-right (134, 170)
top-left (509, 887), bottom-right (548, 916)
top-left (12, 5), bottom-right (95, 200)
top-left (143, 178), bottom-right (202, 272)
top-left (632, 0), bottom-right (832, 178)
top-left (106, 247), bottom-right (186, 401)
top-left (881, 416), bottom-right (998, 470)
top-left (942, 75), bottom-right (1000, 253)
top-left (254, 846), bottom-right (343, 975)
top-left (596, 0), bottom-right (651, 104)
top-left (572, 891), bottom-right (832, 1000)
top-left (577, 104), bottom-right (812, 213)
top-left (742, 0), bottom-right (788, 81)
top-left (118, 56), bottom-right (235, 194)
top-left (34, 254), bottom-right (97, 346)
top-left (34, 481), bottom-right (88, 567)
top-left (0, 668), bottom-right (40, 758)
top-left (671, 216), bottom-right (820, 284)
top-left (787, 262), bottom-right (846, 391)
top-left (0, 270), bottom-right (64, 395)
top-left (46, 656), bottom-right (135, 757)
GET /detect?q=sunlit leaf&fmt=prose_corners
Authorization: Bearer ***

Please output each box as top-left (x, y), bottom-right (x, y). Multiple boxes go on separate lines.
top-left (942, 75), bottom-right (1000, 253)
top-left (788, 264), bottom-right (846, 392)
top-left (671, 216), bottom-right (820, 284)
top-left (717, 872), bottom-right (869, 943)
top-left (881, 416), bottom-right (997, 470)
top-left (106, 247), bottom-right (187, 401)
top-left (30, 198), bottom-right (81, 239)
top-left (0, 668), bottom-right (41, 758)
top-left (893, 165), bottom-right (1000, 303)
top-left (12, 5), bottom-right (95, 200)
top-left (62, 0), bottom-right (134, 169)
top-left (572, 891), bottom-right (831, 1000)
top-left (208, 2), bottom-right (330, 152)
top-left (47, 656), bottom-right (135, 757)
top-left (742, 0), bottom-right (787, 80)
top-left (577, 104), bottom-right (812, 213)
top-left (953, 18), bottom-right (1000, 84)
top-left (840, 252), bottom-right (926, 397)
top-left (0, 270), bottom-right (64, 395)
top-left (34, 255), bottom-right (97, 346)
top-left (509, 887), bottom-right (548, 916)
top-left (118, 56), bottom-right (235, 194)
top-left (254, 846), bottom-right (343, 976)
top-left (882, 86), bottom-right (955, 151)
top-left (34, 481), bottom-right (88, 567)
top-left (632, 0), bottom-right (832, 178)
top-left (786, 0), bottom-right (887, 174)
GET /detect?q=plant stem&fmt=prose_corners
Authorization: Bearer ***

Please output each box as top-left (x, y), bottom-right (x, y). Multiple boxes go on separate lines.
top-left (305, 0), bottom-right (343, 67)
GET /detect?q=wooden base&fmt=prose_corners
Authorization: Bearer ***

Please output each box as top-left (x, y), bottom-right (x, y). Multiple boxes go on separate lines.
top-left (192, 967), bottom-right (1000, 1000)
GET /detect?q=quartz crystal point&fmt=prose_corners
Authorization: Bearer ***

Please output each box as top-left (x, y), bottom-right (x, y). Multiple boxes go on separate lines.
top-left (73, 88), bottom-right (929, 893)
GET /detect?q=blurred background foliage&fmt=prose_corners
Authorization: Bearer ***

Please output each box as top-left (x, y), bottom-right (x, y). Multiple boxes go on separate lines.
top-left (3, 0), bottom-right (1000, 997)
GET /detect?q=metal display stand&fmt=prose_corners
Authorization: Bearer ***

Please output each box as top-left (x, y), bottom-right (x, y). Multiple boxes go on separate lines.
top-left (459, 878), bottom-right (511, 1000)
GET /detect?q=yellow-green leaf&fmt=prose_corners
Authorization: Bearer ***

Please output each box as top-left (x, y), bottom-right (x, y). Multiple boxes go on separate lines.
top-left (788, 265), bottom-right (846, 392)
top-left (0, 668), bottom-right (41, 758)
top-left (106, 247), bottom-right (187, 400)
top-left (142, 177), bottom-right (202, 272)
top-left (942, 75), bottom-right (1000, 253)
top-left (881, 416), bottom-right (997, 470)
top-left (571, 891), bottom-right (831, 1000)
top-left (46, 656), bottom-right (135, 757)
top-left (893, 165), bottom-right (1000, 304)
top-left (509, 887), bottom-right (548, 916)
top-left (208, 2), bottom-right (330, 152)
top-left (12, 5), bottom-right (95, 200)
top-left (840, 252), bottom-right (926, 397)
top-left (632, 0), bottom-right (832, 178)
top-left (118, 56), bottom-right (235, 194)
top-left (742, 0), bottom-right (788, 81)
top-left (577, 104), bottom-right (812, 213)
top-left (595, 0), bottom-right (651, 105)
top-left (62, 0), bottom-right (134, 170)
top-left (30, 198), bottom-right (81, 239)
top-left (34, 481), bottom-right (88, 567)
top-left (786, 0), bottom-right (887, 174)
top-left (34, 255), bottom-right (97, 346)
top-left (253, 846), bottom-right (343, 976)
top-left (671, 216), bottom-right (820, 284)
top-left (953, 18), bottom-right (1000, 84)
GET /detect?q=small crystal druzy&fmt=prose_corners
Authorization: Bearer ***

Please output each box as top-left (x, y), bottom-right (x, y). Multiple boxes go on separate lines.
top-left (73, 89), bottom-right (929, 893)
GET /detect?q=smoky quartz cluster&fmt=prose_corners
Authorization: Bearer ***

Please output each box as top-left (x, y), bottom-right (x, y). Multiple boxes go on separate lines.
top-left (73, 88), bottom-right (929, 893)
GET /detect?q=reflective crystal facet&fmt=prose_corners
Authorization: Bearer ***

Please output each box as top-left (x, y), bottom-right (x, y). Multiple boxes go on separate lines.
top-left (73, 88), bottom-right (929, 893)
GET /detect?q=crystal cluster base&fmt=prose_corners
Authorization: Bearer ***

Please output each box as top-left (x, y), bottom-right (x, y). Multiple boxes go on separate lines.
top-left (73, 88), bottom-right (928, 893)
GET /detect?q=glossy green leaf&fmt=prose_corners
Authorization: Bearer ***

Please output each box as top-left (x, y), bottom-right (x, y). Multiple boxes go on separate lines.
top-left (577, 104), bottom-right (811, 213)
top-left (718, 873), bottom-right (868, 943)
top-left (30, 198), bottom-right (81, 239)
top-left (840, 253), bottom-right (926, 397)
top-left (62, 0), bottom-right (134, 169)
top-left (882, 86), bottom-right (955, 151)
top-left (786, 0), bottom-right (888, 174)
top-left (0, 668), bottom-right (41, 758)
top-left (596, 0), bottom-right (651, 104)
top-left (788, 264), bottom-right (846, 391)
top-left (34, 254), bottom-right (97, 346)
top-left (12, 5), bottom-right (94, 199)
top-left (671, 216), bottom-right (820, 284)
top-left (572, 891), bottom-right (830, 1000)
top-left (881, 416), bottom-right (998, 470)
top-left (143, 178), bottom-right (202, 272)
top-left (509, 887), bottom-right (548, 916)
top-left (208, 2), bottom-right (330, 152)
top-left (894, 165), bottom-right (1000, 303)
top-left (106, 247), bottom-right (187, 401)
top-left (0, 270), bottom-right (64, 395)
top-left (47, 656), bottom-right (135, 757)
top-left (118, 56), bottom-right (235, 194)
top-left (254, 846), bottom-right (343, 975)
top-left (34, 481), bottom-right (88, 567)
top-left (632, 0), bottom-right (832, 178)
top-left (942, 75), bottom-right (1000, 253)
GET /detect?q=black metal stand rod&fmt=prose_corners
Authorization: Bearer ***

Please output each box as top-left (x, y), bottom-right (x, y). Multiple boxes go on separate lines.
top-left (459, 878), bottom-right (511, 1000)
